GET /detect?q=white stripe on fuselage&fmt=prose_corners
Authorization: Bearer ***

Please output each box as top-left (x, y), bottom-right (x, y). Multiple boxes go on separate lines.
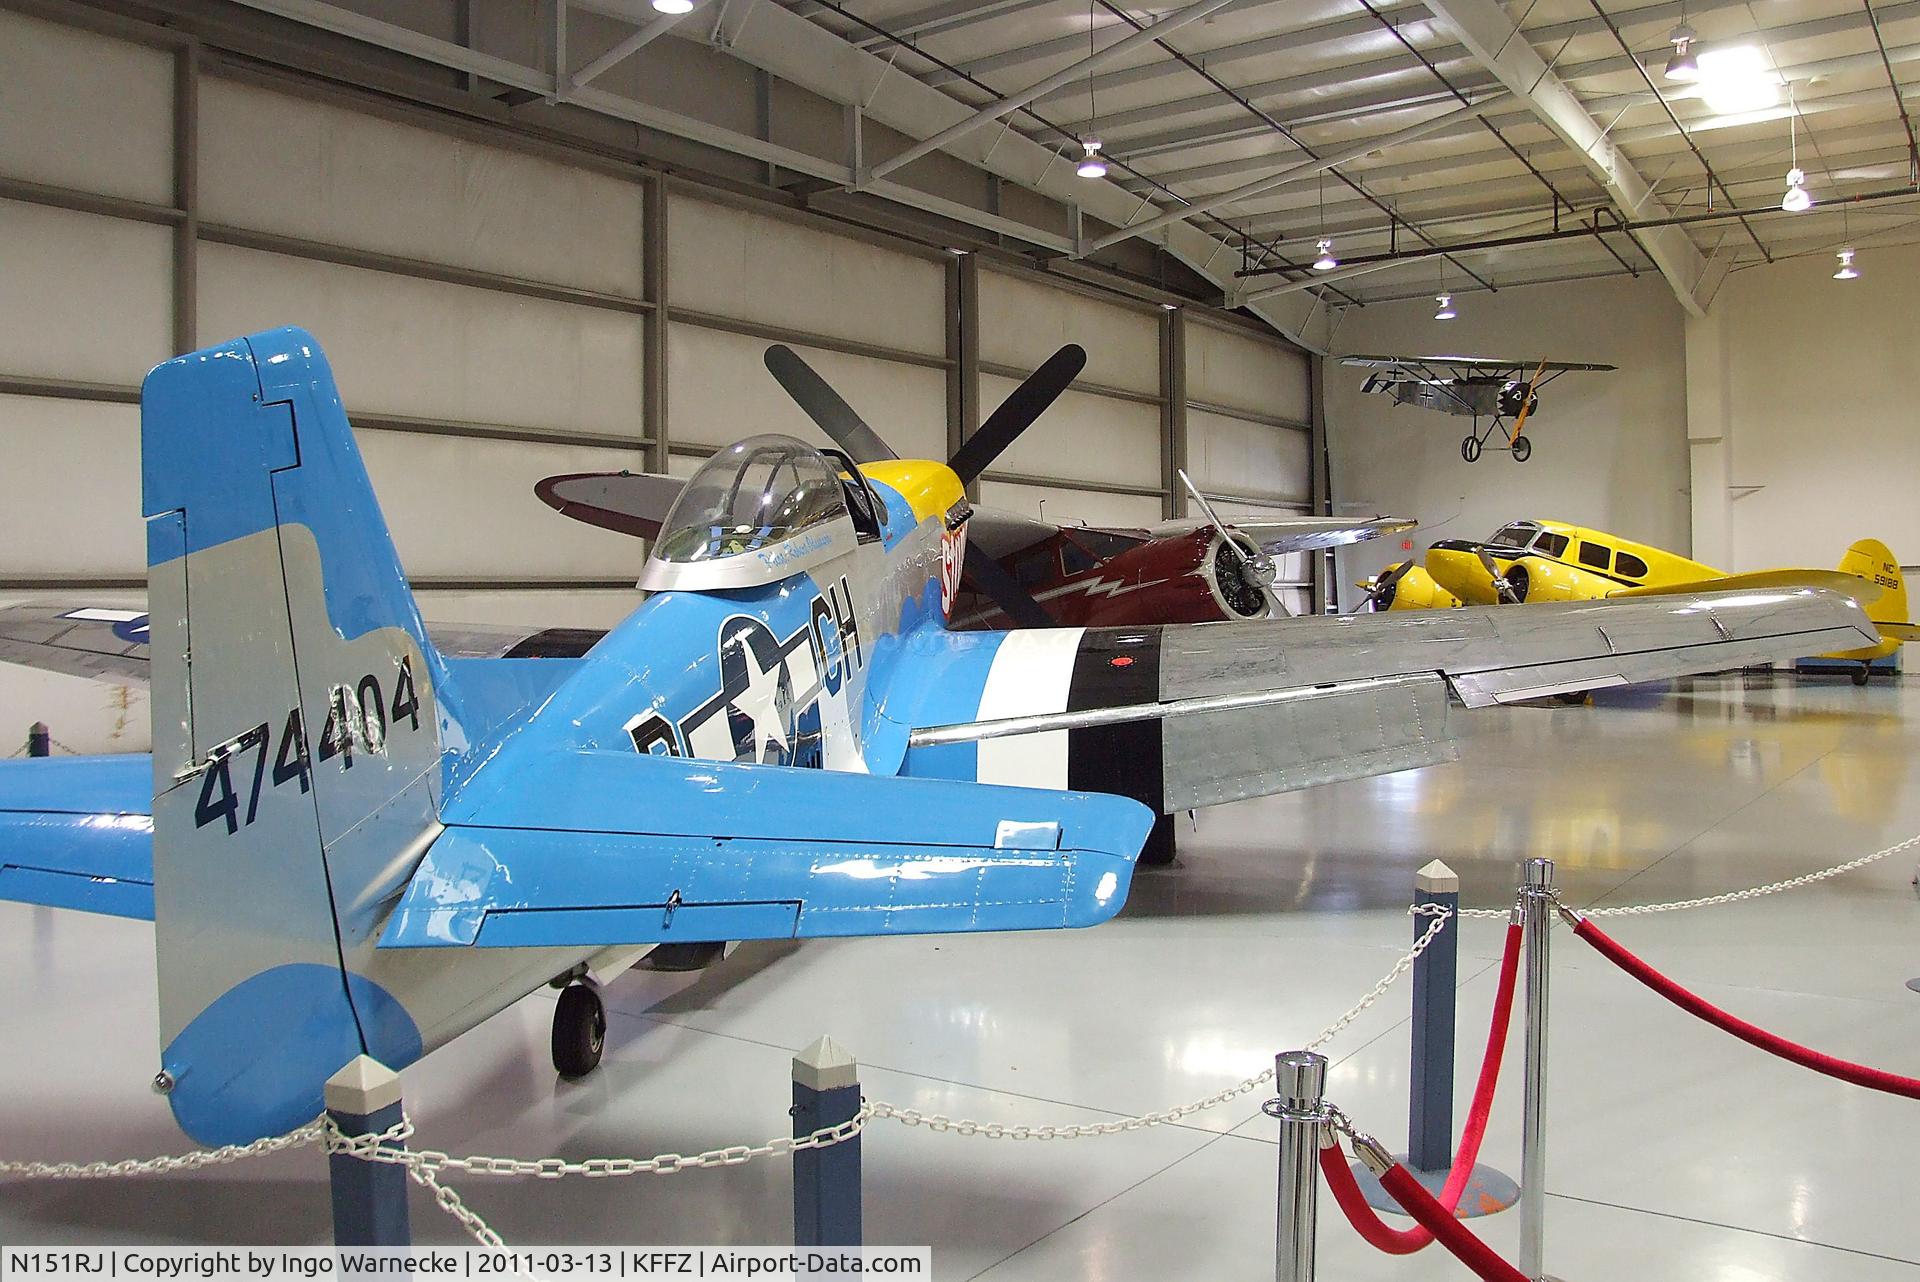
top-left (975, 628), bottom-right (1086, 790)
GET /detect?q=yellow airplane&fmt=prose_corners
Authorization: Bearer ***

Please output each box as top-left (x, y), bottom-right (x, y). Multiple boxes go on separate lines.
top-left (1357, 519), bottom-right (1913, 684)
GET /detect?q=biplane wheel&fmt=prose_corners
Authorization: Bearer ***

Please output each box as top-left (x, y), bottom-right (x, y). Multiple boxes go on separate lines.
top-left (1461, 435), bottom-right (1482, 463)
top-left (552, 983), bottom-right (607, 1079)
top-left (1138, 812), bottom-right (1178, 867)
top-left (1511, 435), bottom-right (1532, 463)
top-left (1853, 665), bottom-right (1872, 687)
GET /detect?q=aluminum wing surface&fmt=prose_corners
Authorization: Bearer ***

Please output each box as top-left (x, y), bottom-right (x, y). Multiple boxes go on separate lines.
top-left (1341, 355), bottom-right (1617, 373)
top-left (1151, 515), bottom-right (1416, 555)
top-left (0, 603), bottom-right (601, 683)
top-left (901, 588), bottom-right (1878, 812)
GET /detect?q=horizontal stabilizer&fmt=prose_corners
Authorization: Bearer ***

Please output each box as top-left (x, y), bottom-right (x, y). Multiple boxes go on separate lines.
top-left (0, 756), bottom-right (153, 920)
top-left (382, 750), bottom-right (1152, 949)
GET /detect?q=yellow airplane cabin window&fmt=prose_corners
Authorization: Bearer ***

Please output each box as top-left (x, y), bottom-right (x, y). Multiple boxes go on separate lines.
top-left (1537, 532), bottom-right (1570, 558)
top-left (1616, 551), bottom-right (1650, 579)
top-left (1578, 541), bottom-right (1612, 571)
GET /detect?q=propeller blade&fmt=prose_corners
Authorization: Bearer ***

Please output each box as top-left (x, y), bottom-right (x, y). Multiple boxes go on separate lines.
top-left (1505, 358), bottom-right (1547, 444)
top-left (1177, 468), bottom-right (1276, 585)
top-left (1474, 546), bottom-right (1522, 603)
top-left (961, 542), bottom-right (1056, 628)
top-left (948, 344), bottom-right (1087, 484)
top-left (763, 344), bottom-right (898, 463)
top-left (1354, 558), bottom-right (1414, 612)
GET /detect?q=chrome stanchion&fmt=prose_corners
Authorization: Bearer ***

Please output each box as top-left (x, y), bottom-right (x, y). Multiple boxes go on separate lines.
top-left (1519, 857), bottom-right (1555, 1280)
top-left (1266, 1050), bottom-right (1329, 1282)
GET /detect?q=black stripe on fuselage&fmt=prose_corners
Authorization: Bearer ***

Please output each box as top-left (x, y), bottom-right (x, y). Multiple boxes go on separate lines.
top-left (1066, 626), bottom-right (1165, 815)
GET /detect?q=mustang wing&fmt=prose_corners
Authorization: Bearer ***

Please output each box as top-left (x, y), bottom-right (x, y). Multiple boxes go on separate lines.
top-left (0, 603), bottom-right (602, 683)
top-left (895, 587), bottom-right (1878, 811)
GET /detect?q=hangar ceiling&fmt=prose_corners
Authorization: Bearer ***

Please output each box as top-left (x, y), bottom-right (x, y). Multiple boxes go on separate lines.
top-left (184, 0), bottom-right (1920, 338)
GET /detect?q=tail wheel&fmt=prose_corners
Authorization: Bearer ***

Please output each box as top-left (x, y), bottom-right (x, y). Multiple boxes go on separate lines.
top-left (1511, 435), bottom-right (1532, 463)
top-left (552, 983), bottom-right (607, 1079)
top-left (1461, 435), bottom-right (1482, 463)
top-left (1853, 665), bottom-right (1871, 687)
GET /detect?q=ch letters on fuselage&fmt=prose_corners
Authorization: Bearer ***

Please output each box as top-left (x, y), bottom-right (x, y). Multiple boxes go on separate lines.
top-left (625, 576), bottom-right (864, 767)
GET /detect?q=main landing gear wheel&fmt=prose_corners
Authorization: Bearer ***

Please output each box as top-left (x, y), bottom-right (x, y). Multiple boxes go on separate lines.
top-left (1138, 812), bottom-right (1178, 867)
top-left (1853, 664), bottom-right (1872, 687)
top-left (1461, 435), bottom-right (1482, 463)
top-left (1511, 435), bottom-right (1532, 463)
top-left (552, 983), bottom-right (606, 1079)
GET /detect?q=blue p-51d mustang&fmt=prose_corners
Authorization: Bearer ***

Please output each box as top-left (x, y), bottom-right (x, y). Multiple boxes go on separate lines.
top-left (0, 327), bottom-right (1878, 1147)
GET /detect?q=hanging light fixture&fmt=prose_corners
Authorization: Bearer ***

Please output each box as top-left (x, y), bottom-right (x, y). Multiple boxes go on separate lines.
top-left (1434, 293), bottom-right (1457, 321)
top-left (1310, 172), bottom-right (1338, 270)
top-left (1781, 107), bottom-right (1811, 212)
top-left (1076, 135), bottom-right (1108, 179)
top-left (1781, 168), bottom-right (1811, 212)
top-left (1834, 247), bottom-right (1860, 280)
top-left (1665, 23), bottom-right (1699, 82)
top-left (1076, 3), bottom-right (1107, 179)
top-left (651, 0), bottom-right (694, 13)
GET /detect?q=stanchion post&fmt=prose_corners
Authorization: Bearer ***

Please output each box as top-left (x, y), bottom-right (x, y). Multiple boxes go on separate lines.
top-left (1270, 1050), bottom-right (1328, 1282)
top-left (1519, 857), bottom-right (1555, 1280)
top-left (324, 1055), bottom-right (411, 1246)
top-left (27, 722), bottom-right (50, 758)
top-left (792, 1036), bottom-right (862, 1248)
top-left (1408, 859), bottom-right (1458, 1171)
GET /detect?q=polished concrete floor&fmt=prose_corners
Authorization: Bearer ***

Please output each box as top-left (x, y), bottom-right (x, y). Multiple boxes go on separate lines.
top-left (4, 671), bottom-right (1920, 1278)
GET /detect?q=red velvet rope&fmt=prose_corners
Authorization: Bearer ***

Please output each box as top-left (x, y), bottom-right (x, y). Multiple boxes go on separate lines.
top-left (1319, 921), bottom-right (1524, 1254)
top-left (1378, 1164), bottom-right (1530, 1282)
top-left (1573, 917), bottom-right (1920, 1100)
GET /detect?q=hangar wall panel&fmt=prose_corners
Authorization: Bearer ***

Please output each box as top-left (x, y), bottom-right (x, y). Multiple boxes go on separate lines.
top-left (1187, 407), bottom-right (1309, 502)
top-left (1693, 242), bottom-right (1920, 573)
top-left (669, 196), bottom-right (945, 357)
top-left (668, 322), bottom-right (946, 459)
top-left (978, 270), bottom-right (1159, 395)
top-left (1187, 319), bottom-right (1310, 424)
top-left (0, 10), bottom-right (172, 204)
top-left (197, 243), bottom-right (647, 437)
top-left (0, 397), bottom-right (143, 576)
top-left (356, 434), bottom-right (648, 580)
top-left (977, 480), bottom-right (1164, 532)
top-left (982, 376), bottom-right (1160, 489)
top-left (0, 200), bottom-right (172, 385)
top-left (199, 80), bottom-right (647, 297)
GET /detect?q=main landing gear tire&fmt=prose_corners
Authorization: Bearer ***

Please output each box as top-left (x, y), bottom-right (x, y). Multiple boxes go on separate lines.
top-left (552, 983), bottom-right (607, 1079)
top-left (1138, 812), bottom-right (1178, 867)
top-left (1511, 435), bottom-right (1532, 463)
top-left (1853, 665), bottom-right (1872, 687)
top-left (1461, 435), bottom-right (1482, 463)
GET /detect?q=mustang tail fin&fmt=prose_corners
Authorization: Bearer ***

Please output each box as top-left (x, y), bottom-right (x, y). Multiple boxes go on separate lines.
top-left (143, 328), bottom-right (451, 1144)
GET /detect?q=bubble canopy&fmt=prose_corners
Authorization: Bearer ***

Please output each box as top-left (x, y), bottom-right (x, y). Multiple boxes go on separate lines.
top-left (638, 434), bottom-right (861, 592)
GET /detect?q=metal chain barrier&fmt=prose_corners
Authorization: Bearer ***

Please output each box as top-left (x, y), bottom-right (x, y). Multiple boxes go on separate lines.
top-left (0, 1120), bottom-right (322, 1178)
top-left (872, 906), bottom-right (1453, 1141)
top-left (1415, 829), bottom-right (1920, 920)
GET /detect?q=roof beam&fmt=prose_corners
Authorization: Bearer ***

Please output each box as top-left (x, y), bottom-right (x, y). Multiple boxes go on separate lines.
top-left (564, 9), bottom-right (692, 93)
top-left (1419, 0), bottom-right (1708, 314)
top-left (862, 0), bottom-right (1240, 184)
top-left (1080, 94), bottom-right (1509, 254)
